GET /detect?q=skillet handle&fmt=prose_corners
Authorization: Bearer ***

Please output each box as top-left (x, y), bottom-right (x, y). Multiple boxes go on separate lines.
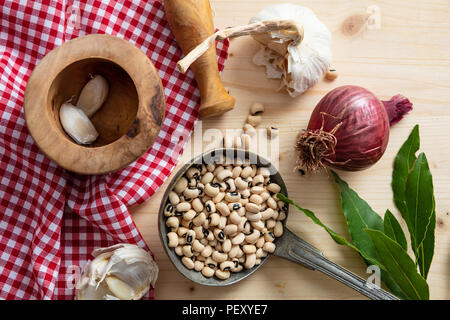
top-left (274, 228), bottom-right (399, 300)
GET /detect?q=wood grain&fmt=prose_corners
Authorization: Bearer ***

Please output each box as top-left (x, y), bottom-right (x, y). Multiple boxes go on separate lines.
top-left (130, 0), bottom-right (450, 299)
top-left (164, 0), bottom-right (235, 118)
top-left (24, 34), bottom-right (165, 175)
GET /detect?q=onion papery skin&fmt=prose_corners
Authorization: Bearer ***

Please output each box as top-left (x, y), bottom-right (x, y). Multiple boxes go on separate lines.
top-left (300, 85), bottom-right (391, 171)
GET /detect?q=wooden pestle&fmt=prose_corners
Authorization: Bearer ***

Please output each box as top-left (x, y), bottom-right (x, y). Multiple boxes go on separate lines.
top-left (164, 0), bottom-right (235, 118)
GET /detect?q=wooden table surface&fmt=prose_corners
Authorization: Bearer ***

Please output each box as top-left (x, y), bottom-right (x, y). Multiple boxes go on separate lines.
top-left (130, 0), bottom-right (450, 300)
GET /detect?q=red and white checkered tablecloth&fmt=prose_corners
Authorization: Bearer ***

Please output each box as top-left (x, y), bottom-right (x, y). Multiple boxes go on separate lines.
top-left (0, 0), bottom-right (229, 300)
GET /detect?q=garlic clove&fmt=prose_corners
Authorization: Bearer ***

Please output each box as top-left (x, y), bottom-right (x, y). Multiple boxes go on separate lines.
top-left (105, 276), bottom-right (135, 300)
top-left (59, 102), bottom-right (99, 145)
top-left (76, 243), bottom-right (159, 300)
top-left (76, 74), bottom-right (109, 117)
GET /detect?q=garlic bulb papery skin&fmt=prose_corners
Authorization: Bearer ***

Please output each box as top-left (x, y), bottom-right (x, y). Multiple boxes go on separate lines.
top-left (250, 4), bottom-right (332, 97)
top-left (59, 102), bottom-right (99, 145)
top-left (76, 244), bottom-right (159, 300)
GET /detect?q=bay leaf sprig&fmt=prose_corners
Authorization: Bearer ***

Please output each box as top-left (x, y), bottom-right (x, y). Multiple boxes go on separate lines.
top-left (277, 125), bottom-right (436, 299)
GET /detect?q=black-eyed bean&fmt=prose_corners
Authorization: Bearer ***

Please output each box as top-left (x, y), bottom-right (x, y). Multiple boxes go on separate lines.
top-left (201, 172), bottom-right (214, 185)
top-left (245, 230), bottom-right (260, 244)
top-left (225, 179), bottom-right (236, 192)
top-left (176, 202), bottom-right (191, 213)
top-left (267, 183), bottom-right (281, 194)
top-left (175, 246), bottom-right (183, 256)
top-left (216, 202), bottom-right (230, 216)
top-left (188, 178), bottom-right (197, 189)
top-left (261, 208), bottom-right (275, 220)
top-left (264, 231), bottom-right (275, 242)
top-left (192, 198), bottom-right (203, 213)
top-left (229, 211), bottom-right (242, 225)
top-left (178, 236), bottom-right (187, 245)
top-left (237, 207), bottom-right (246, 217)
top-left (277, 211), bottom-right (287, 221)
top-left (177, 227), bottom-right (188, 238)
top-left (255, 258), bottom-right (261, 265)
top-left (232, 166), bottom-right (242, 179)
top-left (266, 197), bottom-right (277, 210)
top-left (257, 167), bottom-right (271, 178)
top-left (168, 191), bottom-right (180, 205)
top-left (250, 165), bottom-right (257, 177)
top-left (223, 224), bottom-right (238, 236)
top-left (242, 244), bottom-right (256, 254)
top-left (224, 192), bottom-right (240, 203)
top-left (263, 242), bottom-right (276, 253)
top-left (245, 202), bottom-right (260, 213)
top-left (182, 245), bottom-right (194, 257)
top-left (192, 212), bottom-right (206, 227)
top-left (251, 220), bottom-right (265, 231)
top-left (182, 209), bottom-right (196, 221)
top-left (197, 254), bottom-right (206, 262)
top-left (271, 210), bottom-right (279, 220)
top-left (167, 232), bottom-right (178, 247)
top-left (235, 177), bottom-right (248, 190)
top-left (186, 167), bottom-right (200, 180)
top-left (250, 186), bottom-right (264, 195)
top-left (215, 269), bottom-right (230, 280)
top-left (200, 164), bottom-right (207, 175)
top-left (219, 260), bottom-right (234, 272)
top-left (182, 256), bottom-right (195, 269)
top-left (266, 219), bottom-right (276, 229)
top-left (206, 230), bottom-right (215, 242)
top-left (185, 230), bottom-right (196, 244)
top-left (218, 216), bottom-right (227, 229)
top-left (256, 236), bottom-right (265, 248)
top-left (202, 266), bottom-right (215, 277)
top-left (164, 203), bottom-right (175, 217)
top-left (237, 251), bottom-right (245, 260)
top-left (174, 177), bottom-right (188, 194)
top-left (201, 245), bottom-right (213, 258)
top-left (256, 248), bottom-right (265, 258)
top-left (181, 219), bottom-right (193, 229)
top-left (183, 187), bottom-right (199, 200)
top-left (274, 221), bottom-right (283, 237)
top-left (200, 238), bottom-right (208, 246)
top-left (204, 183), bottom-right (220, 197)
top-left (239, 188), bottom-right (250, 199)
top-left (249, 194), bottom-right (263, 205)
top-left (215, 242), bottom-right (222, 252)
top-left (242, 220), bottom-right (252, 235)
top-left (209, 213), bottom-right (220, 227)
top-left (260, 191), bottom-right (270, 202)
top-left (253, 175), bottom-right (264, 186)
top-left (231, 232), bottom-right (245, 245)
top-left (194, 260), bottom-right (204, 272)
top-left (240, 166), bottom-right (252, 179)
top-left (217, 169), bottom-right (232, 182)
top-left (246, 212), bottom-right (262, 222)
top-left (244, 253), bottom-right (256, 269)
top-left (222, 239), bottom-right (232, 253)
top-left (212, 251), bottom-right (228, 263)
top-left (243, 123), bottom-right (257, 137)
top-left (212, 192), bottom-right (225, 203)
top-left (205, 200), bottom-right (216, 214)
top-left (166, 216), bottom-right (179, 229)
top-left (192, 239), bottom-right (205, 253)
top-left (213, 228), bottom-right (226, 242)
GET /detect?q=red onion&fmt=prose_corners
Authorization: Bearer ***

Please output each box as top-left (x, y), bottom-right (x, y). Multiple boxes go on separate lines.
top-left (296, 85), bottom-right (412, 171)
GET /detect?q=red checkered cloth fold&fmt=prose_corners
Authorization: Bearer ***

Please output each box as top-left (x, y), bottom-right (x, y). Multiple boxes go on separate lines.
top-left (0, 0), bottom-right (229, 299)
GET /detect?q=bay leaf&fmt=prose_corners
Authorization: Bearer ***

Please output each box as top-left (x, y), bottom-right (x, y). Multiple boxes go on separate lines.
top-left (365, 229), bottom-right (429, 300)
top-left (392, 124), bottom-right (420, 222)
top-left (383, 209), bottom-right (407, 250)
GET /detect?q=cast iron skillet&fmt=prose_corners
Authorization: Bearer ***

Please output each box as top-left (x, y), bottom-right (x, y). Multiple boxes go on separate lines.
top-left (158, 148), bottom-right (398, 300)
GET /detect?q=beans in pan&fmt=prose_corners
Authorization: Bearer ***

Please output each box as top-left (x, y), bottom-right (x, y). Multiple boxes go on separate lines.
top-left (164, 160), bottom-right (286, 280)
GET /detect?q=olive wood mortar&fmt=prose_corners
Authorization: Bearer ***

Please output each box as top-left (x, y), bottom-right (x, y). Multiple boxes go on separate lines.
top-left (164, 0), bottom-right (235, 118)
top-left (24, 34), bottom-right (165, 175)
top-left (158, 148), bottom-right (398, 300)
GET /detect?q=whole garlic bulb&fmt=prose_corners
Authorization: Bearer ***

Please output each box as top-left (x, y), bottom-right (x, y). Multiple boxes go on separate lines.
top-left (176, 4), bottom-right (332, 98)
top-left (250, 4), bottom-right (332, 97)
top-left (76, 244), bottom-right (159, 300)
